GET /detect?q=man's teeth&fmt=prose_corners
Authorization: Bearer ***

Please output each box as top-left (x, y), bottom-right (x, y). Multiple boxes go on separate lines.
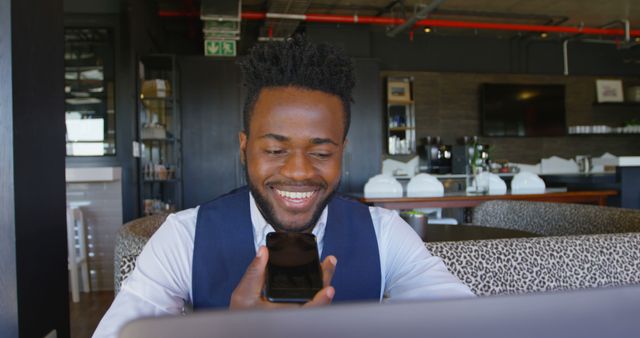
top-left (276, 189), bottom-right (315, 199)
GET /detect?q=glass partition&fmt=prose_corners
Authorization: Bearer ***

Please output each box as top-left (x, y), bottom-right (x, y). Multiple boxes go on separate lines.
top-left (64, 27), bottom-right (116, 156)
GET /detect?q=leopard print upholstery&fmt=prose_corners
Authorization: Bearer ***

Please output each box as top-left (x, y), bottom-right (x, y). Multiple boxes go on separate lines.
top-left (114, 212), bottom-right (640, 299)
top-left (427, 232), bottom-right (640, 296)
top-left (114, 213), bottom-right (168, 293)
top-left (472, 201), bottom-right (640, 236)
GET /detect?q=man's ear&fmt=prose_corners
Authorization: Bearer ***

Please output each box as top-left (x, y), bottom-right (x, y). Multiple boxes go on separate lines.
top-left (239, 131), bottom-right (247, 165)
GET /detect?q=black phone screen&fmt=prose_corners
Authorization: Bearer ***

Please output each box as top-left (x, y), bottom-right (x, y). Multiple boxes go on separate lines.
top-left (265, 232), bottom-right (323, 303)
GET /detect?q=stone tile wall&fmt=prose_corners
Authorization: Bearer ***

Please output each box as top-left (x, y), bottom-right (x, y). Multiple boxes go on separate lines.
top-left (383, 71), bottom-right (640, 164)
top-left (67, 169), bottom-right (123, 291)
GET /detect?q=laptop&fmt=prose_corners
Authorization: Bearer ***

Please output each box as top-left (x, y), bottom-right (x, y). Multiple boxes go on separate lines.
top-left (120, 285), bottom-right (640, 338)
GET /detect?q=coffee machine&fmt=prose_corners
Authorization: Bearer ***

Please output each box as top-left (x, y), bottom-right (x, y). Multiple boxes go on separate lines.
top-left (451, 137), bottom-right (490, 174)
top-left (418, 137), bottom-right (452, 174)
top-left (451, 145), bottom-right (472, 174)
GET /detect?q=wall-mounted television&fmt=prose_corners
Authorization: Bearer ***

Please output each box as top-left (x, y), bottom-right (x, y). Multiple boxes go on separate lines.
top-left (480, 83), bottom-right (566, 137)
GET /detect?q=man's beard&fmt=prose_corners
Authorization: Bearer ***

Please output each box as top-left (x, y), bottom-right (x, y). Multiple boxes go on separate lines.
top-left (245, 167), bottom-right (337, 233)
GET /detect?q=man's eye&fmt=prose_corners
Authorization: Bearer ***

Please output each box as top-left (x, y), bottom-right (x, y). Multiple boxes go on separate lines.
top-left (265, 149), bottom-right (286, 156)
top-left (310, 152), bottom-right (332, 159)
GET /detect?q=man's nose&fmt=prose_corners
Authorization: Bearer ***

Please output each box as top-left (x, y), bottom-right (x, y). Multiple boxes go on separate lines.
top-left (280, 151), bottom-right (315, 181)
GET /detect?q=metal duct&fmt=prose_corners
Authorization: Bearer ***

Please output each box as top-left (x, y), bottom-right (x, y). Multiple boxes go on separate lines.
top-left (387, 0), bottom-right (446, 37)
top-left (201, 0), bottom-right (242, 42)
top-left (261, 0), bottom-right (312, 40)
top-left (200, 0), bottom-right (241, 21)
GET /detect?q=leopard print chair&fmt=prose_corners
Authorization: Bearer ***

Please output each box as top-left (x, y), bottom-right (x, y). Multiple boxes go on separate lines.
top-left (114, 213), bottom-right (168, 294)
top-left (427, 232), bottom-right (640, 296)
top-left (472, 200), bottom-right (640, 236)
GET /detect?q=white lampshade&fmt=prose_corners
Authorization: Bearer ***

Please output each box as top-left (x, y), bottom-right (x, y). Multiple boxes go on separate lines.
top-left (364, 174), bottom-right (403, 198)
top-left (406, 173), bottom-right (444, 197)
top-left (511, 172), bottom-right (546, 194)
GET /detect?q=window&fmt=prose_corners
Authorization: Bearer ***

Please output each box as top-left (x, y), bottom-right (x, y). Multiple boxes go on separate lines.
top-left (64, 27), bottom-right (116, 156)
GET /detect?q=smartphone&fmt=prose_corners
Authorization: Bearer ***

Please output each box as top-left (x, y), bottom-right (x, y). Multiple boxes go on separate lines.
top-left (265, 232), bottom-right (323, 303)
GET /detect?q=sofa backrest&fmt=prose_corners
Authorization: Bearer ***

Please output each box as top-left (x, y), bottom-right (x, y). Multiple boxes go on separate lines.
top-left (426, 232), bottom-right (640, 296)
top-left (472, 200), bottom-right (640, 236)
top-left (114, 213), bottom-right (168, 293)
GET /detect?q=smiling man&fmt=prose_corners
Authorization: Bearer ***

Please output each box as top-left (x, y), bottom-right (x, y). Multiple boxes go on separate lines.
top-left (240, 86), bottom-right (344, 233)
top-left (93, 36), bottom-right (473, 338)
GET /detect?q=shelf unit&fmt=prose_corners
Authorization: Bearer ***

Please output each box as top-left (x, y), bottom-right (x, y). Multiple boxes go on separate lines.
top-left (137, 54), bottom-right (182, 216)
top-left (592, 102), bottom-right (640, 107)
top-left (567, 133), bottom-right (640, 136)
top-left (386, 77), bottom-right (416, 155)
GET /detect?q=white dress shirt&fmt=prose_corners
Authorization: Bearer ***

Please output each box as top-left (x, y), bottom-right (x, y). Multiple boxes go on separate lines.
top-left (93, 194), bottom-right (474, 338)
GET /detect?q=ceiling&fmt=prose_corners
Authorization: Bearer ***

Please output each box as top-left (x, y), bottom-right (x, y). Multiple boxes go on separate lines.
top-left (158, 0), bottom-right (640, 40)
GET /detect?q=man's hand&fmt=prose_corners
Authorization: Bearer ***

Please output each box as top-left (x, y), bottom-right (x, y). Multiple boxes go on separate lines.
top-left (230, 246), bottom-right (337, 310)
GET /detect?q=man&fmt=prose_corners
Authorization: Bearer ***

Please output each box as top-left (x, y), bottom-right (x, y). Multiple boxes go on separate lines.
top-left (93, 36), bottom-right (473, 338)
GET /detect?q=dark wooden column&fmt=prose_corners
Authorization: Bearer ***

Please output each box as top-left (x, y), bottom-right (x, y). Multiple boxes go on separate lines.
top-left (8, 0), bottom-right (69, 337)
top-left (0, 0), bottom-right (18, 336)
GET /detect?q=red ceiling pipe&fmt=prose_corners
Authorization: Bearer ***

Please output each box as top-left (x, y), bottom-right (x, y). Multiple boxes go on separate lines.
top-left (158, 10), bottom-right (640, 37)
top-left (159, 10), bottom-right (199, 17)
top-left (241, 12), bottom-right (266, 20)
top-left (306, 14), bottom-right (404, 25)
top-left (240, 12), bottom-right (404, 25)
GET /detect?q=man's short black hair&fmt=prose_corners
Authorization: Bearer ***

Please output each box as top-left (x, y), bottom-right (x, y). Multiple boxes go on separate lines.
top-left (238, 35), bottom-right (355, 139)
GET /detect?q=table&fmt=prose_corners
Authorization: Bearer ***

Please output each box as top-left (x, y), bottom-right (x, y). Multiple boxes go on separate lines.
top-left (359, 189), bottom-right (618, 210)
top-left (423, 223), bottom-right (539, 242)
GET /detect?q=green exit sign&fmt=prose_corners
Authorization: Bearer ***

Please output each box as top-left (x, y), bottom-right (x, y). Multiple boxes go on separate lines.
top-left (205, 40), bottom-right (236, 57)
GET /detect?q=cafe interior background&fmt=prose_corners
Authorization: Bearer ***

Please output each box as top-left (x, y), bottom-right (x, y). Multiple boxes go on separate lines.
top-left (2, 0), bottom-right (640, 337)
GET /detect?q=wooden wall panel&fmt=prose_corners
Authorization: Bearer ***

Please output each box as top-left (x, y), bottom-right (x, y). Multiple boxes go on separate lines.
top-left (340, 59), bottom-right (383, 193)
top-left (180, 57), bottom-right (244, 208)
top-left (11, 0), bottom-right (69, 336)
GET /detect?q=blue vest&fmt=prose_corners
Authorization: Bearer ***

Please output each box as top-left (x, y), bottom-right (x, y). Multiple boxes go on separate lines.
top-left (192, 186), bottom-right (381, 309)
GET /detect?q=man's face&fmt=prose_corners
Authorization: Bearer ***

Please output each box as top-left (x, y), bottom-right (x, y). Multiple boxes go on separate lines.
top-left (239, 86), bottom-right (347, 232)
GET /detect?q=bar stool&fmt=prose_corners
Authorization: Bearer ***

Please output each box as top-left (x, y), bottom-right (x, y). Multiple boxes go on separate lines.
top-left (67, 207), bottom-right (90, 303)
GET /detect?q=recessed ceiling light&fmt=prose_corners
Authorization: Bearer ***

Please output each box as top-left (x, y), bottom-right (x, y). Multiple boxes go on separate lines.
top-left (540, 32), bottom-right (549, 38)
top-left (424, 27), bottom-right (432, 33)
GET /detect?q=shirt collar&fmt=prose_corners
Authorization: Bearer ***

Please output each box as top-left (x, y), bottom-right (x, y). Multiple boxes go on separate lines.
top-left (249, 192), bottom-right (328, 253)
